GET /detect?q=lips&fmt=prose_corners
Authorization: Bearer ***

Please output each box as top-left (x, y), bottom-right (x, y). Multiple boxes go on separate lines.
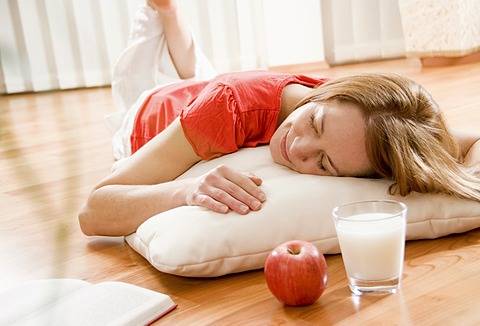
top-left (281, 130), bottom-right (292, 163)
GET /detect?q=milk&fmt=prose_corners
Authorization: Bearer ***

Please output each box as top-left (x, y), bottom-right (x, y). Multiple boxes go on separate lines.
top-left (336, 213), bottom-right (406, 281)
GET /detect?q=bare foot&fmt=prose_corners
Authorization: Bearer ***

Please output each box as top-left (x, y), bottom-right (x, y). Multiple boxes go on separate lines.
top-left (147, 0), bottom-right (178, 14)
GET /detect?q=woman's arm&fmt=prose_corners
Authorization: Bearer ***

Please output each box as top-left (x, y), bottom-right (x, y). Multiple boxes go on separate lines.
top-left (453, 129), bottom-right (480, 167)
top-left (78, 118), bottom-right (266, 236)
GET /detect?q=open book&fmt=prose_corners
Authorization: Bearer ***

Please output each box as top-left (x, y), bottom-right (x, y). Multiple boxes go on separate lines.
top-left (0, 279), bottom-right (176, 325)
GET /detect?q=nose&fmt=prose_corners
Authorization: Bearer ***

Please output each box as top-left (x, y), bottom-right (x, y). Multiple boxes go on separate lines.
top-left (290, 135), bottom-right (320, 161)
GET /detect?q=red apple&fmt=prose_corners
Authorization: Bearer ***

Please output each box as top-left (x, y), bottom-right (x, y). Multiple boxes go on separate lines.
top-left (264, 240), bottom-right (328, 306)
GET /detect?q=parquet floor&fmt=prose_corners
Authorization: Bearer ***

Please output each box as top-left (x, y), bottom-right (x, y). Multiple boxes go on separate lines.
top-left (1, 58), bottom-right (479, 324)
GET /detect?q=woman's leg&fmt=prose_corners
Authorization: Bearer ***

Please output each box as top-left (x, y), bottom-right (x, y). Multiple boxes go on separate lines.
top-left (148, 0), bottom-right (195, 79)
top-left (111, 1), bottom-right (215, 113)
top-left (108, 1), bottom-right (216, 160)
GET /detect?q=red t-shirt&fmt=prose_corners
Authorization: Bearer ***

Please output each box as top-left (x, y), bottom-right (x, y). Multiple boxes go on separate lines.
top-left (131, 70), bottom-right (328, 159)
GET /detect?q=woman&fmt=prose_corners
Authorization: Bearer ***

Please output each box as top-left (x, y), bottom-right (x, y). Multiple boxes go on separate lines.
top-left (79, 0), bottom-right (480, 236)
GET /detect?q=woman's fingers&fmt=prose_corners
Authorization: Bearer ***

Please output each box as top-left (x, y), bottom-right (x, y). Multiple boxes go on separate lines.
top-left (186, 165), bottom-right (266, 214)
top-left (189, 193), bottom-right (230, 214)
top-left (214, 165), bottom-right (266, 205)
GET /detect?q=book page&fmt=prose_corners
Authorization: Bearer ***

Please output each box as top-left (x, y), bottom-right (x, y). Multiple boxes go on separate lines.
top-left (3, 280), bottom-right (176, 326)
top-left (0, 279), bottom-right (90, 325)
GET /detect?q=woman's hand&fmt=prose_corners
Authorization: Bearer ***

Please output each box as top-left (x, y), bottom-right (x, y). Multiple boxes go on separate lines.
top-left (185, 165), bottom-right (266, 214)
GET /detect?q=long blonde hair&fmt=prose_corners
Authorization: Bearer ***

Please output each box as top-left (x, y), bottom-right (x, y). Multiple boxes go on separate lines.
top-left (298, 73), bottom-right (480, 202)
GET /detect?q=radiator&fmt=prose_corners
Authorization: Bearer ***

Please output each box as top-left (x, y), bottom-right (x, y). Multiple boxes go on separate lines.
top-left (321, 0), bottom-right (406, 65)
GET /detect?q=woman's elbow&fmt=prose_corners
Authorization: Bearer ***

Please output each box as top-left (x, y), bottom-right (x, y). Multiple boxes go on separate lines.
top-left (78, 187), bottom-right (114, 236)
top-left (78, 205), bottom-right (96, 236)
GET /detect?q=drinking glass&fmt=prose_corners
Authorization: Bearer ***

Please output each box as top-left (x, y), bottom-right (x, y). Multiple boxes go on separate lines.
top-left (332, 200), bottom-right (407, 296)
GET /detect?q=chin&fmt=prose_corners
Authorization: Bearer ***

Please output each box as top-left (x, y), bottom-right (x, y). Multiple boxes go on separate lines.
top-left (269, 134), bottom-right (282, 164)
top-left (268, 143), bottom-right (279, 164)
top-left (269, 141), bottom-right (291, 171)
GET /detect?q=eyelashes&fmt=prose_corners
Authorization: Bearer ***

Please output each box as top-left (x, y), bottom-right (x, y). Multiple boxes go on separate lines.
top-left (310, 113), bottom-right (328, 173)
top-left (309, 113), bottom-right (318, 134)
top-left (318, 153), bottom-right (327, 172)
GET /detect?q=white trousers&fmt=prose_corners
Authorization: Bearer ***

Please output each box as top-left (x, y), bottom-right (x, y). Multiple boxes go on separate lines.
top-left (106, 5), bottom-right (216, 160)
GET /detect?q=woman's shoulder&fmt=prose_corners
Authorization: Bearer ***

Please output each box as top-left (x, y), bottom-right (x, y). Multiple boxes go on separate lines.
top-left (212, 69), bottom-right (322, 81)
top-left (206, 70), bottom-right (327, 93)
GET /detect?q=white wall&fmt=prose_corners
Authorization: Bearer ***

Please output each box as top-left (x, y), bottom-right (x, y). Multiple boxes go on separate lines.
top-left (183, 0), bottom-right (325, 72)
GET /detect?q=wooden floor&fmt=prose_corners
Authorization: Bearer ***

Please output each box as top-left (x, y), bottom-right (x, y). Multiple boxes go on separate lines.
top-left (1, 58), bottom-right (480, 325)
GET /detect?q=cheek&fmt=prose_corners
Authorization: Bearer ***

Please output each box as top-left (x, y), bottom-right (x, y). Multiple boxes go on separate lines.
top-left (290, 110), bottom-right (313, 133)
top-left (285, 106), bottom-right (309, 124)
top-left (269, 129), bottom-right (282, 162)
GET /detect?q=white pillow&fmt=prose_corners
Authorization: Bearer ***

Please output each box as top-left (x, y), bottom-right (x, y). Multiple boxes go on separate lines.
top-left (125, 146), bottom-right (480, 277)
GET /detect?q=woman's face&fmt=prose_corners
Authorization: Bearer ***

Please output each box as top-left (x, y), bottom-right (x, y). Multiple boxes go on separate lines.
top-left (269, 100), bottom-right (373, 177)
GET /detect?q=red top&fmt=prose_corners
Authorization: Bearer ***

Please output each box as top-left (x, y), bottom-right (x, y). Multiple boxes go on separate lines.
top-left (131, 70), bottom-right (328, 159)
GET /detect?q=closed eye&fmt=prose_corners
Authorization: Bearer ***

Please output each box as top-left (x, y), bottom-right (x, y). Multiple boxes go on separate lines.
top-left (309, 113), bottom-right (318, 134)
top-left (318, 156), bottom-right (327, 172)
top-left (318, 152), bottom-right (334, 175)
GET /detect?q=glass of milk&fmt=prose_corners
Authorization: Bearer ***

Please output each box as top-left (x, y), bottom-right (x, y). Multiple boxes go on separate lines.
top-left (332, 200), bottom-right (407, 296)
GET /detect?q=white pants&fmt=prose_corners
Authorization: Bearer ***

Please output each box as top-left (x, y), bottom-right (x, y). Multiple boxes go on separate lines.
top-left (106, 5), bottom-right (216, 160)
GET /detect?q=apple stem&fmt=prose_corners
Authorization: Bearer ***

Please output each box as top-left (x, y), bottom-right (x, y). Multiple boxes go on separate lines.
top-left (288, 247), bottom-right (301, 255)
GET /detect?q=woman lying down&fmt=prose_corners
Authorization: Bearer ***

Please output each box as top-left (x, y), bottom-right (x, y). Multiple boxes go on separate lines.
top-left (78, 0), bottom-right (480, 236)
